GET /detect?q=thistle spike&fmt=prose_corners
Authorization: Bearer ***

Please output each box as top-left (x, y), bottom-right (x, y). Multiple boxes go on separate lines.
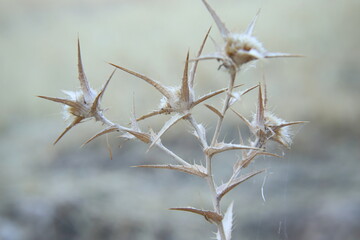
top-left (180, 51), bottom-right (190, 104)
top-left (245, 9), bottom-right (261, 36)
top-left (108, 62), bottom-right (172, 100)
top-left (201, 0), bottom-right (230, 38)
top-left (54, 116), bottom-right (83, 145)
top-left (91, 68), bottom-right (116, 114)
top-left (77, 38), bottom-right (93, 102)
top-left (148, 113), bottom-right (190, 150)
top-left (256, 83), bottom-right (265, 130)
top-left (189, 27), bottom-right (211, 88)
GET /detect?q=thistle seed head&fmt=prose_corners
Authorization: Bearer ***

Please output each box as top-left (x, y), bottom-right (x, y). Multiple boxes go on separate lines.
top-left (224, 33), bottom-right (266, 68)
top-left (251, 111), bottom-right (293, 148)
top-left (232, 83), bottom-right (305, 149)
top-left (200, 0), bottom-right (301, 72)
top-left (62, 90), bottom-right (95, 120)
top-left (158, 86), bottom-right (191, 112)
top-left (38, 39), bottom-right (115, 144)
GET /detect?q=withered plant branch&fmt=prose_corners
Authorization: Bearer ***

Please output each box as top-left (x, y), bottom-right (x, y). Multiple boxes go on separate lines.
top-left (211, 71), bottom-right (237, 146)
top-left (148, 113), bottom-right (191, 150)
top-left (191, 84), bottom-right (243, 108)
top-left (169, 207), bottom-right (223, 224)
top-left (135, 109), bottom-right (170, 122)
top-left (134, 164), bottom-right (207, 178)
top-left (186, 112), bottom-right (222, 229)
top-left (217, 169), bottom-right (265, 201)
top-left (39, 2), bottom-right (304, 239)
top-left (187, 115), bottom-right (209, 149)
top-left (93, 113), bottom-right (190, 166)
top-left (185, 70), bottom-right (238, 240)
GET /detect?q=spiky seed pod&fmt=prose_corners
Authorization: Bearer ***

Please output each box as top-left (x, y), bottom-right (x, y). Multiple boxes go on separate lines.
top-left (224, 33), bottom-right (266, 68)
top-left (158, 86), bottom-right (190, 113)
top-left (61, 90), bottom-right (95, 119)
top-left (38, 39), bottom-right (115, 144)
top-left (251, 111), bottom-right (297, 148)
top-left (199, 0), bottom-right (301, 72)
top-left (232, 84), bottom-right (305, 149)
top-left (109, 47), bottom-right (242, 123)
top-left (249, 85), bottom-right (305, 148)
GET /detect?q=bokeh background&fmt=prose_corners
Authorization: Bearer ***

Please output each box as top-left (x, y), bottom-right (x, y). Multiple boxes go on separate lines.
top-left (1, 0), bottom-right (359, 239)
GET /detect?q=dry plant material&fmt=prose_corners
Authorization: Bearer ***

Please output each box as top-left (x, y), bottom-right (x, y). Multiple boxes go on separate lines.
top-left (135, 164), bottom-right (207, 178)
top-left (39, 1), bottom-right (305, 240)
top-left (198, 0), bottom-right (302, 73)
top-left (38, 39), bottom-right (116, 144)
top-left (170, 207), bottom-right (223, 224)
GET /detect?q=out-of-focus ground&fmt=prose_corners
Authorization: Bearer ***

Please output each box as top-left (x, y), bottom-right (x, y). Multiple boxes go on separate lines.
top-left (1, 0), bottom-right (360, 239)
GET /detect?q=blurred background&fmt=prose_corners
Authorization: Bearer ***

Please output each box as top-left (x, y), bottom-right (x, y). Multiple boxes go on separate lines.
top-left (1, 0), bottom-right (359, 239)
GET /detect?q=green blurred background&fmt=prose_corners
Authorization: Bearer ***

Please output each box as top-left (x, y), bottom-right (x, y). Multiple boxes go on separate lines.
top-left (1, 0), bottom-right (359, 239)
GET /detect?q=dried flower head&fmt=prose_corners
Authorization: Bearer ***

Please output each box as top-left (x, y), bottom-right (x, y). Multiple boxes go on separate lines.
top-left (109, 30), bottom-right (217, 120)
top-left (199, 0), bottom-right (300, 72)
top-left (109, 44), bottom-right (245, 150)
top-left (253, 111), bottom-right (297, 148)
top-left (233, 83), bottom-right (305, 149)
top-left (38, 39), bottom-right (115, 144)
top-left (108, 29), bottom-right (244, 147)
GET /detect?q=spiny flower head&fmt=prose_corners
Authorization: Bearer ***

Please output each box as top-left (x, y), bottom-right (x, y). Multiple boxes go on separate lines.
top-left (158, 86), bottom-right (189, 112)
top-left (251, 84), bottom-right (305, 148)
top-left (224, 32), bottom-right (265, 68)
top-left (199, 0), bottom-right (300, 72)
top-left (251, 110), bottom-right (295, 148)
top-left (233, 83), bottom-right (305, 149)
top-left (38, 39), bottom-right (114, 144)
top-left (60, 90), bottom-right (94, 120)
top-left (108, 28), bottom-right (237, 121)
top-left (108, 53), bottom-right (192, 117)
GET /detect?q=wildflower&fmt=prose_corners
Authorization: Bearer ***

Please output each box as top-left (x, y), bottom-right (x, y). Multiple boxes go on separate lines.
top-left (38, 39), bottom-right (115, 144)
top-left (199, 0), bottom-right (300, 72)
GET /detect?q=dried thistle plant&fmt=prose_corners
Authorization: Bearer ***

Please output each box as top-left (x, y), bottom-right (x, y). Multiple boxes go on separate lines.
top-left (198, 0), bottom-right (301, 74)
top-left (39, 1), bottom-right (305, 239)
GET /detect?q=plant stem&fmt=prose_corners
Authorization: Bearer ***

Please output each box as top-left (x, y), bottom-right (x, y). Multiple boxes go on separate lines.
top-left (205, 154), bottom-right (227, 240)
top-left (157, 143), bottom-right (191, 166)
top-left (224, 137), bottom-right (267, 195)
top-left (205, 154), bottom-right (219, 209)
top-left (187, 115), bottom-right (208, 148)
top-left (217, 222), bottom-right (227, 240)
top-left (210, 71), bottom-right (237, 146)
top-left (188, 113), bottom-right (227, 240)
top-left (207, 71), bottom-right (236, 240)
top-left (98, 70), bottom-right (238, 240)
top-left (97, 112), bottom-right (190, 166)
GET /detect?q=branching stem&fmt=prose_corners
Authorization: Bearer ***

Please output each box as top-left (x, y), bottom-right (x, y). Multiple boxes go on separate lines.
top-left (204, 71), bottom-right (236, 240)
top-left (211, 71), bottom-right (237, 146)
top-left (97, 112), bottom-right (190, 166)
top-left (187, 115), bottom-right (208, 148)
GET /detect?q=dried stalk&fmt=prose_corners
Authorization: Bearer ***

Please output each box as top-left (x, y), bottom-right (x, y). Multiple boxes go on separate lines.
top-left (39, 1), bottom-right (304, 240)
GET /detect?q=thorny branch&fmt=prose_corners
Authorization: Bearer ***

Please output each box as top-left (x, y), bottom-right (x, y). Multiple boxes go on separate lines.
top-left (39, 1), bottom-right (304, 240)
